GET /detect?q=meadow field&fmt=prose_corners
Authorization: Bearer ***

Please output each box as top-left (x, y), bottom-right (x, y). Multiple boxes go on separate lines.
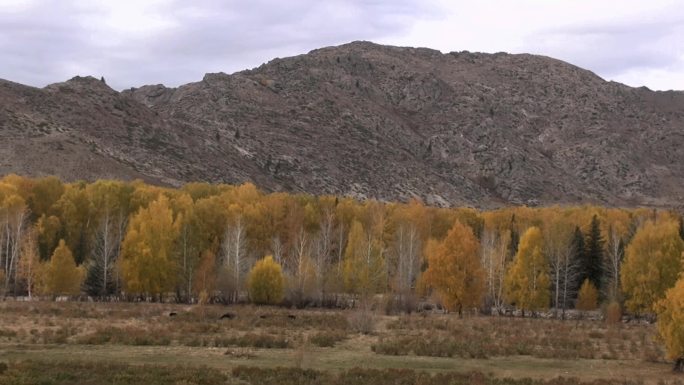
top-left (0, 301), bottom-right (680, 385)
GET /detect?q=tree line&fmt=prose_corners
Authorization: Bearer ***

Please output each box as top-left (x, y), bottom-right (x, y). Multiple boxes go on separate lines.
top-left (0, 174), bottom-right (683, 316)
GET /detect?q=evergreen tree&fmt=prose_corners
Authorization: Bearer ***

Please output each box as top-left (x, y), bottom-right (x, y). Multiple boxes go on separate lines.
top-left (508, 214), bottom-right (519, 260)
top-left (583, 215), bottom-right (604, 291)
top-left (678, 214), bottom-right (684, 241)
top-left (571, 226), bottom-right (585, 293)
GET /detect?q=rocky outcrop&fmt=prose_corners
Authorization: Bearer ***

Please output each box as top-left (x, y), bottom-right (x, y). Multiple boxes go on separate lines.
top-left (2, 42), bottom-right (684, 208)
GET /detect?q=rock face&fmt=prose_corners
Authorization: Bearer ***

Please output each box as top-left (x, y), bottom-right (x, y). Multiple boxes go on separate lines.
top-left (1, 41), bottom-right (684, 207)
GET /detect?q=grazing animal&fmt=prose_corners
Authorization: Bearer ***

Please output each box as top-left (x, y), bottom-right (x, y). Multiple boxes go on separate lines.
top-left (220, 312), bottom-right (236, 320)
top-left (259, 314), bottom-right (268, 319)
top-left (168, 312), bottom-right (177, 317)
top-left (287, 314), bottom-right (297, 320)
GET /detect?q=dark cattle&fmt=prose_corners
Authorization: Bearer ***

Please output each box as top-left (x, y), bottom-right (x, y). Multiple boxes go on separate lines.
top-left (168, 312), bottom-right (177, 317)
top-left (259, 315), bottom-right (268, 319)
top-left (287, 314), bottom-right (297, 320)
top-left (220, 312), bottom-right (236, 320)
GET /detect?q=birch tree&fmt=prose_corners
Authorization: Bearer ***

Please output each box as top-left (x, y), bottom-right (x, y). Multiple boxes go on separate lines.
top-left (1, 194), bottom-right (29, 294)
top-left (120, 196), bottom-right (180, 299)
top-left (621, 220), bottom-right (683, 314)
top-left (543, 221), bottom-right (579, 317)
top-left (480, 228), bottom-right (511, 312)
top-left (84, 212), bottom-right (119, 296)
top-left (657, 276), bottom-right (684, 372)
top-left (603, 226), bottom-right (625, 301)
top-left (389, 220), bottom-right (422, 309)
top-left (505, 227), bottom-right (550, 316)
top-left (343, 220), bottom-right (386, 301)
top-left (85, 181), bottom-right (131, 297)
top-left (286, 226), bottom-right (315, 305)
top-left (423, 221), bottom-right (485, 315)
top-left (219, 211), bottom-right (250, 302)
top-left (310, 206), bottom-right (334, 304)
top-left (18, 227), bottom-right (41, 298)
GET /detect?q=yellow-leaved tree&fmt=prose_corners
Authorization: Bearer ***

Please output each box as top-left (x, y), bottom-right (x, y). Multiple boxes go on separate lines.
top-left (422, 221), bottom-right (485, 315)
top-left (18, 228), bottom-right (43, 298)
top-left (192, 249), bottom-right (217, 299)
top-left (120, 196), bottom-right (180, 298)
top-left (576, 279), bottom-right (599, 311)
top-left (248, 255), bottom-right (284, 305)
top-left (504, 226), bottom-right (550, 316)
top-left (343, 220), bottom-right (386, 300)
top-left (43, 239), bottom-right (84, 296)
top-left (621, 220), bottom-right (684, 314)
top-left (656, 271), bottom-right (684, 372)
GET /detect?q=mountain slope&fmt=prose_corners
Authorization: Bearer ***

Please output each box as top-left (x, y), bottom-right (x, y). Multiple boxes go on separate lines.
top-left (2, 41), bottom-right (684, 207)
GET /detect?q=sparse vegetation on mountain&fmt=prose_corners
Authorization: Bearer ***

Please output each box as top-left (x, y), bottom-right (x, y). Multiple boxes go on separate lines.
top-left (2, 42), bottom-right (684, 207)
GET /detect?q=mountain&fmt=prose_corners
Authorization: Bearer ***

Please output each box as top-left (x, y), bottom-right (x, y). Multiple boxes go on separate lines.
top-left (2, 41), bottom-right (683, 208)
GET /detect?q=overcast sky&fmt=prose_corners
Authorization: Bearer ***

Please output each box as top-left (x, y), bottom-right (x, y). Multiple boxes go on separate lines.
top-left (1, 0), bottom-right (683, 91)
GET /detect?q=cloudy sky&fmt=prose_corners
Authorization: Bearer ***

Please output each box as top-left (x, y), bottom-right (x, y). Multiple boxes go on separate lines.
top-left (1, 0), bottom-right (683, 91)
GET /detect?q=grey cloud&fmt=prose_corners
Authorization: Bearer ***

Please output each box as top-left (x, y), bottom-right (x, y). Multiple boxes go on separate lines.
top-left (3, 1), bottom-right (682, 91)
top-left (0, 1), bottom-right (96, 86)
top-left (523, 12), bottom-right (684, 78)
top-left (0, 0), bottom-right (441, 90)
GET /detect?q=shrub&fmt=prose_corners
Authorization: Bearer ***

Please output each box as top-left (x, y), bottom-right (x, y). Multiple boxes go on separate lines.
top-left (248, 256), bottom-right (285, 305)
top-left (348, 309), bottom-right (375, 334)
top-left (309, 331), bottom-right (347, 347)
top-left (214, 333), bottom-right (290, 349)
top-left (230, 366), bottom-right (644, 385)
top-left (0, 360), bottom-right (227, 385)
top-left (78, 326), bottom-right (171, 346)
top-left (604, 302), bottom-right (622, 326)
top-left (576, 279), bottom-right (599, 311)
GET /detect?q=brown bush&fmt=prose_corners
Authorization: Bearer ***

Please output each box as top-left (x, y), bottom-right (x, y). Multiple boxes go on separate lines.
top-left (308, 331), bottom-right (347, 347)
top-left (230, 366), bottom-right (644, 385)
top-left (348, 309), bottom-right (375, 334)
top-left (604, 302), bottom-right (622, 326)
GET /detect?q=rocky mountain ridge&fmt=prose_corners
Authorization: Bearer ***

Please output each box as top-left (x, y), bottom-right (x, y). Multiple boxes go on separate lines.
top-left (2, 41), bottom-right (683, 208)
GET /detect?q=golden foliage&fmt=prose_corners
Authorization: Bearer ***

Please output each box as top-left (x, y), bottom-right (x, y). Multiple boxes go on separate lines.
top-left (343, 220), bottom-right (386, 298)
top-left (504, 227), bottom-right (550, 313)
top-left (576, 279), bottom-right (598, 311)
top-left (604, 301), bottom-right (622, 326)
top-left (248, 255), bottom-right (285, 305)
top-left (120, 195), bottom-right (180, 295)
top-left (18, 228), bottom-right (43, 298)
top-left (43, 239), bottom-right (84, 296)
top-left (192, 250), bottom-right (217, 297)
top-left (656, 277), bottom-right (684, 361)
top-left (422, 221), bottom-right (485, 314)
top-left (621, 220), bottom-right (684, 314)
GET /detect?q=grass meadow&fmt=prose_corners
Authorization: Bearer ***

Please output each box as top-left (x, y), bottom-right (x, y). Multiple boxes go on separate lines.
top-left (0, 301), bottom-right (679, 385)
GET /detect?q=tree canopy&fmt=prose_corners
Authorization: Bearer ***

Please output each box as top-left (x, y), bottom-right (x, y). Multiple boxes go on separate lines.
top-left (422, 221), bottom-right (485, 314)
top-left (248, 255), bottom-right (285, 305)
top-left (621, 220), bottom-right (684, 314)
top-left (504, 227), bottom-right (550, 314)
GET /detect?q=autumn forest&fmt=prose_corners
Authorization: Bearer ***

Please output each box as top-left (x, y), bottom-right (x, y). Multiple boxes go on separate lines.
top-left (3, 174), bottom-right (684, 379)
top-left (0, 174), bottom-right (681, 314)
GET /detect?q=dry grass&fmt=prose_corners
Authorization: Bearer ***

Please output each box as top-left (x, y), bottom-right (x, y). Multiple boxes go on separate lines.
top-left (0, 301), bottom-right (347, 348)
top-left (376, 315), bottom-right (663, 361)
top-left (0, 301), bottom-right (678, 385)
